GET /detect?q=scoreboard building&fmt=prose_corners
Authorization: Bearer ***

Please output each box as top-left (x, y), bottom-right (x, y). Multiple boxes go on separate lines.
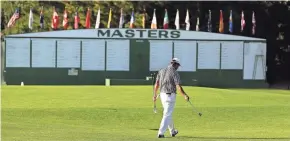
top-left (4, 29), bottom-right (267, 88)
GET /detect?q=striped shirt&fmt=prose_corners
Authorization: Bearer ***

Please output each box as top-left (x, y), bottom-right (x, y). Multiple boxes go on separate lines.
top-left (155, 65), bottom-right (181, 93)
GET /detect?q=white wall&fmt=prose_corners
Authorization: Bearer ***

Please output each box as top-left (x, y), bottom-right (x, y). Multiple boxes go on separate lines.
top-left (243, 42), bottom-right (267, 80)
top-left (5, 38), bottom-right (267, 80)
top-left (149, 40), bottom-right (267, 81)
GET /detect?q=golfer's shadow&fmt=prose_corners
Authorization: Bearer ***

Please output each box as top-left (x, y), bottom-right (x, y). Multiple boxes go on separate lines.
top-left (149, 129), bottom-right (159, 131)
top-left (178, 136), bottom-right (290, 140)
top-left (148, 129), bottom-right (290, 140)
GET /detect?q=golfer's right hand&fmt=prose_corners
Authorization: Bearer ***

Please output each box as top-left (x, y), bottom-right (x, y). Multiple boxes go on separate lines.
top-left (184, 94), bottom-right (190, 101)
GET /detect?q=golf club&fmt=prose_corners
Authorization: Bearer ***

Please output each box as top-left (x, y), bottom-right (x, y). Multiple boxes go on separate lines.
top-left (188, 100), bottom-right (202, 117)
top-left (151, 73), bottom-right (157, 114)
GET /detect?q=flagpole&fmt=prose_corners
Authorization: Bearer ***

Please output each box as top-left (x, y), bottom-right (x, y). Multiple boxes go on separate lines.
top-left (28, 8), bottom-right (30, 33)
top-left (17, 19), bottom-right (19, 34)
top-left (142, 6), bottom-right (146, 29)
top-left (31, 7), bottom-right (32, 33)
top-left (17, 7), bottom-right (19, 34)
top-left (29, 7), bottom-right (32, 33)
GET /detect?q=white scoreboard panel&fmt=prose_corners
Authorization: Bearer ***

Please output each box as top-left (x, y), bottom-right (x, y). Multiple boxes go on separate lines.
top-left (197, 41), bottom-right (220, 69)
top-left (81, 40), bottom-right (105, 71)
top-left (5, 38), bottom-right (30, 68)
top-left (106, 40), bottom-right (130, 71)
top-left (57, 39), bottom-right (81, 68)
top-left (221, 41), bottom-right (243, 70)
top-left (31, 39), bottom-right (56, 68)
top-left (173, 41), bottom-right (197, 72)
top-left (149, 40), bottom-right (173, 71)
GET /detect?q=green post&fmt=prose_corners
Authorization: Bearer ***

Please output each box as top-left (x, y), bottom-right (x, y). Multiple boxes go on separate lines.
top-left (196, 42), bottom-right (198, 71)
top-left (4, 39), bottom-right (6, 69)
top-left (80, 41), bottom-right (82, 69)
top-left (172, 41), bottom-right (174, 58)
top-left (30, 39), bottom-right (32, 68)
top-left (104, 40), bottom-right (107, 85)
top-left (148, 40), bottom-right (151, 74)
top-left (219, 42), bottom-right (222, 77)
top-left (242, 42), bottom-right (245, 70)
top-left (105, 40), bottom-right (107, 71)
top-left (55, 40), bottom-right (57, 68)
top-left (2, 39), bottom-right (6, 84)
top-left (219, 42), bottom-right (222, 70)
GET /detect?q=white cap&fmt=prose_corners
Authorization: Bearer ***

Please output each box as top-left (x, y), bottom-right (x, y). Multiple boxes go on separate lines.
top-left (171, 58), bottom-right (181, 65)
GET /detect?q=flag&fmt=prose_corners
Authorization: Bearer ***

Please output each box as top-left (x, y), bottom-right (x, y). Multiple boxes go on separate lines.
top-left (142, 9), bottom-right (146, 29)
top-left (40, 7), bottom-right (44, 28)
top-left (119, 8), bottom-right (124, 28)
top-left (252, 11), bottom-right (256, 35)
top-left (7, 8), bottom-right (20, 28)
top-left (129, 10), bottom-right (135, 28)
top-left (175, 9), bottom-right (179, 30)
top-left (185, 9), bottom-right (190, 30)
top-left (51, 7), bottom-right (59, 29)
top-left (196, 17), bottom-right (199, 31)
top-left (207, 10), bottom-right (212, 32)
top-left (151, 9), bottom-right (157, 29)
top-left (63, 9), bottom-right (68, 29)
top-left (163, 9), bottom-right (169, 29)
top-left (28, 9), bottom-right (33, 30)
top-left (95, 8), bottom-right (100, 29)
top-left (74, 12), bottom-right (80, 29)
top-left (107, 8), bottom-right (112, 28)
top-left (85, 8), bottom-right (91, 29)
top-left (241, 11), bottom-right (245, 32)
top-left (229, 10), bottom-right (233, 33)
top-left (219, 10), bottom-right (224, 33)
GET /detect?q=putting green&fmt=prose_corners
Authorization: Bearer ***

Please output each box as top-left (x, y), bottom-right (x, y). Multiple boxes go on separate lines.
top-left (2, 86), bottom-right (290, 141)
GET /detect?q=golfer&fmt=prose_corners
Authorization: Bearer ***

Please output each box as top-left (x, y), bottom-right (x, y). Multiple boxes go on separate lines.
top-left (153, 58), bottom-right (190, 138)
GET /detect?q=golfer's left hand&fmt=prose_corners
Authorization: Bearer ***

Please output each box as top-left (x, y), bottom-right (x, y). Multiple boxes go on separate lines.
top-left (153, 96), bottom-right (157, 102)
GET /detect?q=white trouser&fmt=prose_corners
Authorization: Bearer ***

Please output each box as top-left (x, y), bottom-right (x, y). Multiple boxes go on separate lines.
top-left (158, 92), bottom-right (176, 135)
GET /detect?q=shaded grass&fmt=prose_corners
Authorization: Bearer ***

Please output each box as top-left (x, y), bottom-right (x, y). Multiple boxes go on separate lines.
top-left (1, 86), bottom-right (290, 141)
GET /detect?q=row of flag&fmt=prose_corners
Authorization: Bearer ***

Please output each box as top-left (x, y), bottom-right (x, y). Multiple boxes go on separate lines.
top-left (7, 7), bottom-right (257, 35)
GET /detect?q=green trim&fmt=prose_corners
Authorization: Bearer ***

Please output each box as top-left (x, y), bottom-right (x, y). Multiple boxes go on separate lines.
top-left (4, 39), bottom-right (6, 68)
top-left (3, 36), bottom-right (266, 42)
top-left (172, 41), bottom-right (174, 58)
top-left (219, 42), bottom-right (222, 76)
top-left (30, 39), bottom-right (32, 68)
top-left (196, 42), bottom-right (198, 70)
top-left (80, 41), bottom-right (82, 70)
top-left (243, 42), bottom-right (245, 70)
top-left (148, 40), bottom-right (151, 71)
top-left (219, 42), bottom-right (222, 70)
top-left (55, 40), bottom-right (57, 68)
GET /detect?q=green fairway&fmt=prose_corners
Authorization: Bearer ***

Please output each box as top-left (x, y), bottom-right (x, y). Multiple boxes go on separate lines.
top-left (2, 86), bottom-right (290, 141)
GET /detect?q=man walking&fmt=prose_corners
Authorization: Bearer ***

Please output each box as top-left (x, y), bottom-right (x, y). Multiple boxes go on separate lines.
top-left (153, 58), bottom-right (190, 138)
